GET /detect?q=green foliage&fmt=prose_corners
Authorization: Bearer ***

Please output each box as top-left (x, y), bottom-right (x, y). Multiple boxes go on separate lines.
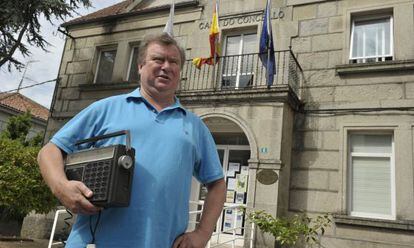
top-left (1, 111), bottom-right (32, 144)
top-left (246, 209), bottom-right (331, 247)
top-left (0, 112), bottom-right (57, 220)
top-left (27, 131), bottom-right (44, 147)
top-left (0, 0), bottom-right (92, 71)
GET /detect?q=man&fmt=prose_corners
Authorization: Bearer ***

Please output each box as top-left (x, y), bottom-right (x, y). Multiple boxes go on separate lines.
top-left (38, 33), bottom-right (226, 248)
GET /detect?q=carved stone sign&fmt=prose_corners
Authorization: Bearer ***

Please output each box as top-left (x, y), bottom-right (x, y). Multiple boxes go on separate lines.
top-left (199, 8), bottom-right (285, 30)
top-left (256, 169), bottom-right (279, 185)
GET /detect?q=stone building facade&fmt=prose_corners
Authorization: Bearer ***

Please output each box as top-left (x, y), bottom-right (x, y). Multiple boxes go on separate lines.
top-left (45, 0), bottom-right (414, 247)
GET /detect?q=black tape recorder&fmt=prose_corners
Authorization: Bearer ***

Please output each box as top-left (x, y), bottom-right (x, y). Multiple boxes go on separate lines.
top-left (64, 130), bottom-right (135, 208)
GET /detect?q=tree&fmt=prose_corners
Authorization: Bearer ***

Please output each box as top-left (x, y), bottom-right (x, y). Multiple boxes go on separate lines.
top-left (1, 111), bottom-right (32, 144)
top-left (0, 0), bottom-right (91, 71)
top-left (0, 112), bottom-right (57, 221)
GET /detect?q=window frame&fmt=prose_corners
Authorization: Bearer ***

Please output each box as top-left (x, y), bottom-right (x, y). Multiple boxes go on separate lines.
top-left (126, 44), bottom-right (141, 83)
top-left (221, 32), bottom-right (257, 89)
top-left (346, 131), bottom-right (396, 220)
top-left (349, 14), bottom-right (394, 63)
top-left (93, 46), bottom-right (118, 84)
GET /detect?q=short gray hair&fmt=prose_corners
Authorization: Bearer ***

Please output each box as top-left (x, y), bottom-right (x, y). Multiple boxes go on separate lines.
top-left (137, 33), bottom-right (186, 68)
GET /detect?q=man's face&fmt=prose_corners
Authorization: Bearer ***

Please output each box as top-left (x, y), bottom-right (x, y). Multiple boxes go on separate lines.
top-left (138, 42), bottom-right (182, 96)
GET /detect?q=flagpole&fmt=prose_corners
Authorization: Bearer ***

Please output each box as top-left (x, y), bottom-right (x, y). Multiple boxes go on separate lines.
top-left (266, 0), bottom-right (271, 89)
top-left (267, 42), bottom-right (270, 89)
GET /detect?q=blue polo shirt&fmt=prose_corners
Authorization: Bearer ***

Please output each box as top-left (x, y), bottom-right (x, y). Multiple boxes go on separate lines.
top-left (51, 88), bottom-right (224, 248)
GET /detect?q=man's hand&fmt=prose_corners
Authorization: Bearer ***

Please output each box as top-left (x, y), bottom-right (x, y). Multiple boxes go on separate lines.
top-left (172, 229), bottom-right (210, 248)
top-left (38, 143), bottom-right (101, 215)
top-left (172, 179), bottom-right (225, 248)
top-left (54, 180), bottom-right (101, 215)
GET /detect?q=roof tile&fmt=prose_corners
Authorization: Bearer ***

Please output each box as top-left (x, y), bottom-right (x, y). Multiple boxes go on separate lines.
top-left (0, 93), bottom-right (49, 121)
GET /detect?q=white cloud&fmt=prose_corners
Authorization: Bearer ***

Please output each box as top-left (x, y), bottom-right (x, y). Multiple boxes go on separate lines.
top-left (0, 0), bottom-right (120, 109)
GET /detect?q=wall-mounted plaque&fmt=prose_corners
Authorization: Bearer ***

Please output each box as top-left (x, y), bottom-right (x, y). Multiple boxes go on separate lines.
top-left (256, 169), bottom-right (278, 185)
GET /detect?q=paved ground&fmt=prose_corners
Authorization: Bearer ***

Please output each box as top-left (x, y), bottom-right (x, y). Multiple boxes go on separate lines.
top-left (0, 238), bottom-right (64, 248)
top-left (0, 239), bottom-right (244, 248)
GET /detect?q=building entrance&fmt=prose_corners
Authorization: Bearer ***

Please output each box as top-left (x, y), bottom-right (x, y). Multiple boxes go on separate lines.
top-left (217, 145), bottom-right (250, 234)
top-left (198, 145), bottom-right (250, 246)
top-left (197, 116), bottom-right (252, 245)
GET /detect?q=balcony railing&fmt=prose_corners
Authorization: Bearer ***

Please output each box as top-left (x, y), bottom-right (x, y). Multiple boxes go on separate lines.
top-left (179, 50), bottom-right (303, 98)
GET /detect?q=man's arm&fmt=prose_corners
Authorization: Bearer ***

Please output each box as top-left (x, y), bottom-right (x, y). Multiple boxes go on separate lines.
top-left (173, 178), bottom-right (226, 248)
top-left (38, 142), bottom-right (101, 214)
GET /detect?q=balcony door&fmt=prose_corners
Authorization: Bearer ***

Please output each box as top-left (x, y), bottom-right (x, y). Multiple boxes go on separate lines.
top-left (222, 33), bottom-right (257, 89)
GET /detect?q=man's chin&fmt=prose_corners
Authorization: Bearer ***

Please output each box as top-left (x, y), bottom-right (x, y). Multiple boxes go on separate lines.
top-left (155, 81), bottom-right (177, 89)
top-left (153, 85), bottom-right (177, 94)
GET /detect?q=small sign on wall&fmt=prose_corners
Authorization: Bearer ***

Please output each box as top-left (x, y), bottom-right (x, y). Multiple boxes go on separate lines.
top-left (260, 147), bottom-right (268, 154)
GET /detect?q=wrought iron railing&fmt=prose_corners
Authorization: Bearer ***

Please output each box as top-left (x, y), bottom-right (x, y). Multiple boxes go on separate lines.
top-left (179, 50), bottom-right (303, 98)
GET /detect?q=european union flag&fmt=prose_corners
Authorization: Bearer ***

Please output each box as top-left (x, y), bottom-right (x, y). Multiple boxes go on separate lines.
top-left (259, 0), bottom-right (276, 87)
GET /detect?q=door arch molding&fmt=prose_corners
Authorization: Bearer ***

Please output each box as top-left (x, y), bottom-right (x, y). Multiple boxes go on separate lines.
top-left (198, 110), bottom-right (258, 162)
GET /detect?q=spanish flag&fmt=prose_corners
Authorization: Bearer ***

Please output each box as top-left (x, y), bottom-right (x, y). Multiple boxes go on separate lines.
top-left (209, 1), bottom-right (221, 60)
top-left (192, 1), bottom-right (221, 69)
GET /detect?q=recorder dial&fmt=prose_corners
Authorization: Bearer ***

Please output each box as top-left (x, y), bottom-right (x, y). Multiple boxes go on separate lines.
top-left (118, 155), bottom-right (133, 170)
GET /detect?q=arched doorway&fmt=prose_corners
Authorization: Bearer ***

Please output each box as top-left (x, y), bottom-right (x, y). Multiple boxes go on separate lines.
top-left (199, 116), bottom-right (252, 245)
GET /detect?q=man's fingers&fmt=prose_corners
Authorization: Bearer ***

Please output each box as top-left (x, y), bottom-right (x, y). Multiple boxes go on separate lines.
top-left (67, 181), bottom-right (101, 214)
top-left (76, 182), bottom-right (93, 198)
top-left (172, 234), bottom-right (184, 248)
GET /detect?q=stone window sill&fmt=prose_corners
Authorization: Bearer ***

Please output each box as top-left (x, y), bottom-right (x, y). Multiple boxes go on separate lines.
top-left (287, 0), bottom-right (327, 6)
top-left (333, 214), bottom-right (414, 231)
top-left (335, 60), bottom-right (414, 76)
top-left (79, 82), bottom-right (139, 91)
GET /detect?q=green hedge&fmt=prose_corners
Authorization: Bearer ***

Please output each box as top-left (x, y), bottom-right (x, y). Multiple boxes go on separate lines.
top-left (0, 113), bottom-right (57, 220)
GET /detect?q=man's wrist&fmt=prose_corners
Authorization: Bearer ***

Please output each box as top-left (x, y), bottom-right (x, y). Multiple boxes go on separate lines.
top-left (194, 227), bottom-right (212, 240)
top-left (51, 178), bottom-right (67, 197)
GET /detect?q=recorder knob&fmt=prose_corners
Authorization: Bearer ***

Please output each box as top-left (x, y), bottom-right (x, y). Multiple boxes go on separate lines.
top-left (118, 155), bottom-right (133, 170)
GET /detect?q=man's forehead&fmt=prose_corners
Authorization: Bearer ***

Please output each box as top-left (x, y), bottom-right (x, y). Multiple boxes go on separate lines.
top-left (147, 42), bottom-right (180, 55)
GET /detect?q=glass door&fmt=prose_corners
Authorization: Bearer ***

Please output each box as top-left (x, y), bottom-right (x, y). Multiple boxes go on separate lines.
top-left (220, 147), bottom-right (250, 235)
top-left (197, 145), bottom-right (250, 236)
top-left (222, 33), bottom-right (257, 88)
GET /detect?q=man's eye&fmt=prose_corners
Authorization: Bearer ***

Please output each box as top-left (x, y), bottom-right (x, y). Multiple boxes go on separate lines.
top-left (152, 58), bottom-right (164, 63)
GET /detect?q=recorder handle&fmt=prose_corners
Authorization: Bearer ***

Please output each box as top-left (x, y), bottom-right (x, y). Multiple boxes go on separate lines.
top-left (75, 130), bottom-right (132, 152)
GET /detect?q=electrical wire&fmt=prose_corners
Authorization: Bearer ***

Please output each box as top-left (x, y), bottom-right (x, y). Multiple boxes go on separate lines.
top-left (301, 106), bottom-right (414, 116)
top-left (61, 209), bottom-right (74, 244)
top-left (0, 78), bottom-right (57, 94)
top-left (89, 211), bottom-right (102, 244)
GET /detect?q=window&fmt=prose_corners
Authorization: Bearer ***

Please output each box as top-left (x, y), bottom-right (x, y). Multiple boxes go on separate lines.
top-left (348, 133), bottom-right (395, 220)
top-left (222, 33), bottom-right (257, 88)
top-left (127, 46), bottom-right (140, 83)
top-left (350, 15), bottom-right (393, 63)
top-left (349, 15), bottom-right (393, 63)
top-left (94, 48), bottom-right (117, 83)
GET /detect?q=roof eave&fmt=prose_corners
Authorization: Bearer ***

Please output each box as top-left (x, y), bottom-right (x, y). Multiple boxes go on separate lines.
top-left (61, 0), bottom-right (199, 28)
top-left (0, 104), bottom-right (48, 124)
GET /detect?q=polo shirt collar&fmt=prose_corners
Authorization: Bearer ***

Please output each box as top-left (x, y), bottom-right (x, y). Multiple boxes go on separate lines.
top-left (125, 88), bottom-right (187, 115)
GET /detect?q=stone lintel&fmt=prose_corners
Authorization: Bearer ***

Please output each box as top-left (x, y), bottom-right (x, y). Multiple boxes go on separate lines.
top-left (178, 86), bottom-right (301, 110)
top-left (248, 158), bottom-right (283, 170)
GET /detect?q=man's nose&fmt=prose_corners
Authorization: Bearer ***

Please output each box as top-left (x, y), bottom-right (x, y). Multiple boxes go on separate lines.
top-left (160, 60), bottom-right (173, 71)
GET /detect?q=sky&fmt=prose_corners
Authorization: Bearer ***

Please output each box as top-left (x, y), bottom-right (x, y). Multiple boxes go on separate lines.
top-left (0, 1), bottom-right (121, 109)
